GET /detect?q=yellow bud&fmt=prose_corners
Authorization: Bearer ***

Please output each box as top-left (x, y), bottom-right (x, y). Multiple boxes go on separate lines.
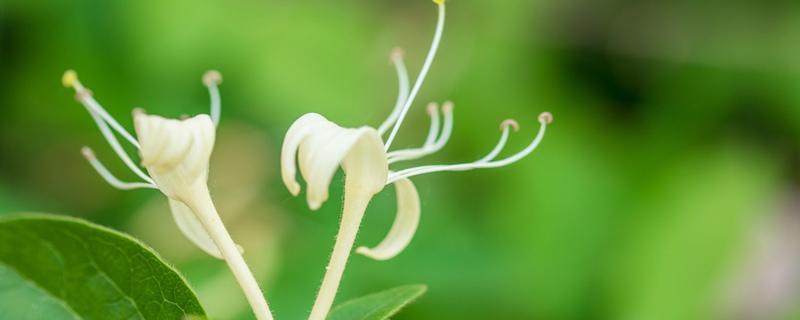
top-left (433, 0), bottom-right (444, 5)
top-left (62, 70), bottom-right (78, 88)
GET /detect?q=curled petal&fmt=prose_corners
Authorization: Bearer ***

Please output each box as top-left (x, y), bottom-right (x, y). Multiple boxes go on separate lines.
top-left (170, 200), bottom-right (243, 259)
top-left (281, 113), bottom-right (388, 210)
top-left (356, 177), bottom-right (420, 261)
top-left (281, 113), bottom-right (328, 196)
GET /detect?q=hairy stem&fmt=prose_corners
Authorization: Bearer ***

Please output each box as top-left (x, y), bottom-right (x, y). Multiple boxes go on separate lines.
top-left (308, 189), bottom-right (373, 320)
top-left (186, 184), bottom-right (274, 320)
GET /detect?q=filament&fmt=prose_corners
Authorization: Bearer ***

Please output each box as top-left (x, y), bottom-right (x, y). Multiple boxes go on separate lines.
top-left (81, 147), bottom-right (157, 190)
top-left (387, 102), bottom-right (453, 164)
top-left (378, 49), bottom-right (411, 135)
top-left (429, 101), bottom-right (453, 150)
top-left (85, 105), bottom-right (155, 184)
top-left (383, 2), bottom-right (446, 150)
top-left (423, 102), bottom-right (441, 146)
top-left (63, 71), bottom-right (141, 149)
top-left (477, 120), bottom-right (515, 163)
top-left (203, 70), bottom-right (223, 127)
top-left (386, 114), bottom-right (550, 184)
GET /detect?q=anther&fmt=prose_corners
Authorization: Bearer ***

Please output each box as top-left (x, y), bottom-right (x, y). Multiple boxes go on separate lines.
top-left (442, 101), bottom-right (454, 113)
top-left (426, 102), bottom-right (438, 116)
top-left (500, 119), bottom-right (520, 132)
top-left (202, 70), bottom-right (223, 87)
top-left (538, 112), bottom-right (553, 125)
top-left (433, 0), bottom-right (445, 5)
top-left (390, 47), bottom-right (404, 62)
top-left (62, 70), bottom-right (78, 88)
top-left (81, 146), bottom-right (96, 160)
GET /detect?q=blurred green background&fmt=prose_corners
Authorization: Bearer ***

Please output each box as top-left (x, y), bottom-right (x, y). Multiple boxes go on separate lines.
top-left (1, 0), bottom-right (799, 319)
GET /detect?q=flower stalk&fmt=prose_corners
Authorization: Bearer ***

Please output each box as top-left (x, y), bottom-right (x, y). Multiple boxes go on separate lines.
top-left (183, 184), bottom-right (274, 320)
top-left (309, 188), bottom-right (374, 320)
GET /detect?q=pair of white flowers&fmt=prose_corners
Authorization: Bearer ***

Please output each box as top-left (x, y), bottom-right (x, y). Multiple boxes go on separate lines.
top-left (62, 1), bottom-right (551, 319)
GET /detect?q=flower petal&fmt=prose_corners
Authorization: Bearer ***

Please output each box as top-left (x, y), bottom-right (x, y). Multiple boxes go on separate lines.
top-left (281, 113), bottom-right (327, 196)
top-left (169, 199), bottom-right (243, 259)
top-left (134, 112), bottom-right (215, 199)
top-left (281, 113), bottom-right (388, 210)
top-left (355, 177), bottom-right (420, 261)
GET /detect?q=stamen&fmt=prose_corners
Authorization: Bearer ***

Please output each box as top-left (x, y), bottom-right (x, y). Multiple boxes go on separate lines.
top-left (383, 1), bottom-right (446, 150)
top-left (388, 121), bottom-right (508, 180)
top-left (387, 103), bottom-right (439, 164)
top-left (477, 119), bottom-right (515, 162)
top-left (539, 112), bottom-right (553, 125)
top-left (81, 147), bottom-right (157, 190)
top-left (430, 101), bottom-right (453, 150)
top-left (87, 107), bottom-right (155, 184)
top-left (469, 112), bottom-right (550, 167)
top-left (377, 48), bottom-right (411, 135)
top-left (62, 70), bottom-right (78, 88)
top-left (423, 103), bottom-right (440, 146)
top-left (500, 119), bottom-right (520, 132)
top-left (386, 112), bottom-right (551, 184)
top-left (62, 70), bottom-right (141, 149)
top-left (203, 70), bottom-right (223, 126)
top-left (387, 102), bottom-right (453, 164)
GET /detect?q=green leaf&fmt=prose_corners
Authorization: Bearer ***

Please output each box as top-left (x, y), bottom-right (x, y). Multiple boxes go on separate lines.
top-left (0, 264), bottom-right (79, 319)
top-left (328, 285), bottom-right (427, 320)
top-left (0, 213), bottom-right (206, 319)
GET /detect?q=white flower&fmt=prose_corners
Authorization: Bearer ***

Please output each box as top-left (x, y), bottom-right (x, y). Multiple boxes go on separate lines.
top-left (63, 69), bottom-right (236, 259)
top-left (134, 112), bottom-right (215, 200)
top-left (63, 70), bottom-right (274, 320)
top-left (282, 2), bottom-right (551, 263)
top-left (282, 113), bottom-right (388, 210)
top-left (280, 0), bottom-right (552, 318)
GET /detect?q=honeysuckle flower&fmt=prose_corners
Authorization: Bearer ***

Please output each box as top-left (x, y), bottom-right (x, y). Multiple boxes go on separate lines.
top-left (63, 69), bottom-right (231, 258)
top-left (280, 0), bottom-right (553, 319)
top-left (63, 70), bottom-right (274, 320)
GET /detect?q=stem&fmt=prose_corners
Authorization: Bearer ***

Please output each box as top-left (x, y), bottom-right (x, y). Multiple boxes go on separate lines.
top-left (308, 189), bottom-right (373, 320)
top-left (186, 184), bottom-right (274, 320)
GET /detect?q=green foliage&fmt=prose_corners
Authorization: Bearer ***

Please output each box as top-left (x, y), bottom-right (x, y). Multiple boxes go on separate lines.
top-left (328, 285), bottom-right (427, 320)
top-left (0, 0), bottom-right (797, 318)
top-left (0, 264), bottom-right (79, 319)
top-left (0, 214), bottom-right (205, 320)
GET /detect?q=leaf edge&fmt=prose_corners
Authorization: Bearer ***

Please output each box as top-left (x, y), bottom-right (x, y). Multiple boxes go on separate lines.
top-left (329, 284), bottom-right (428, 320)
